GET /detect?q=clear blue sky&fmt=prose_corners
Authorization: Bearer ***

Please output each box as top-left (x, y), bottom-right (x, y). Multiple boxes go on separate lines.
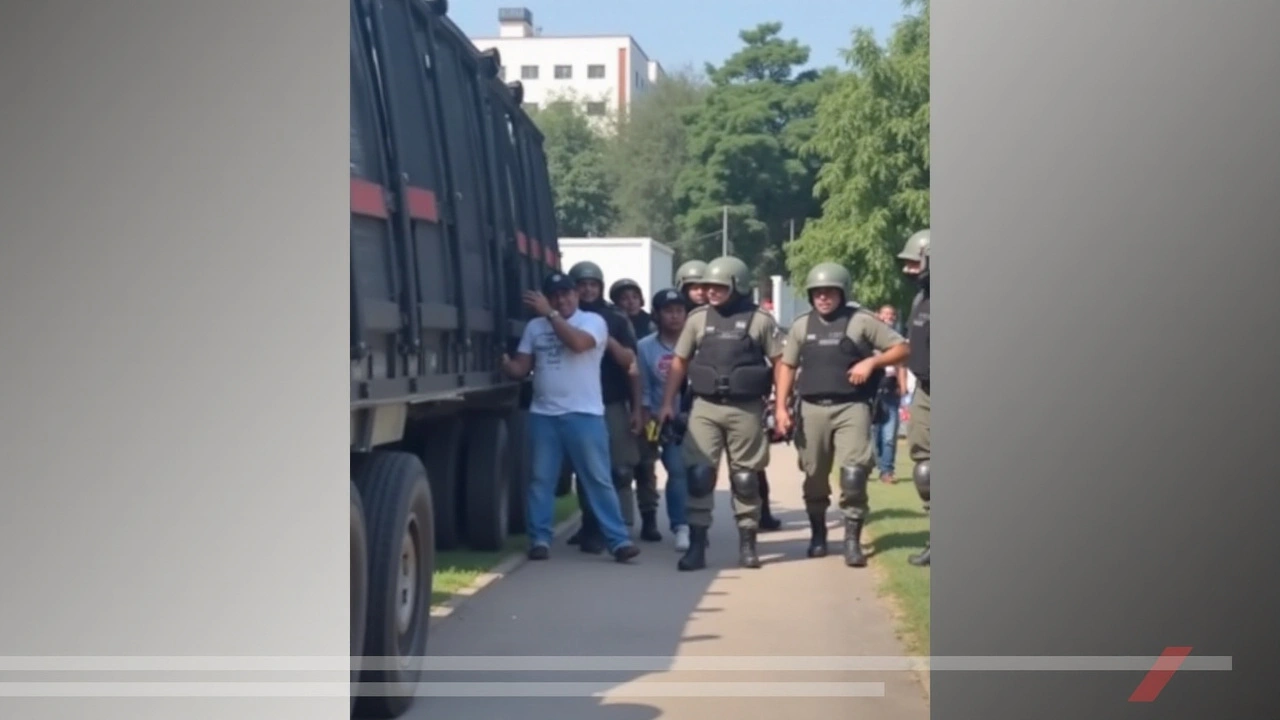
top-left (451, 0), bottom-right (910, 73)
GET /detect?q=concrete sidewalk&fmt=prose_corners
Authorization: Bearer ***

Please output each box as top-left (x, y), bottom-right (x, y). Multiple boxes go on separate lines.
top-left (407, 443), bottom-right (929, 720)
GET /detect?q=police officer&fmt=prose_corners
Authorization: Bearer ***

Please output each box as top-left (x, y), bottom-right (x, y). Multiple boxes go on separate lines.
top-left (774, 263), bottom-right (910, 567)
top-left (658, 255), bottom-right (784, 571)
top-left (674, 260), bottom-right (709, 309)
top-left (609, 277), bottom-right (662, 542)
top-left (675, 258), bottom-right (782, 532)
top-left (609, 278), bottom-right (655, 342)
top-left (565, 261), bottom-right (644, 553)
top-left (898, 230), bottom-right (931, 567)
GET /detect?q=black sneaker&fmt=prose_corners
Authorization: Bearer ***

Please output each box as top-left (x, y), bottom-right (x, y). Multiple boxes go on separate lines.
top-left (528, 545), bottom-right (550, 561)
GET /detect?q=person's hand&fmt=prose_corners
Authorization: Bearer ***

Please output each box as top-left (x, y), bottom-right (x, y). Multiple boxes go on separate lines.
top-left (523, 291), bottom-right (553, 317)
top-left (847, 358), bottom-right (879, 385)
top-left (657, 402), bottom-right (675, 425)
top-left (774, 404), bottom-right (792, 437)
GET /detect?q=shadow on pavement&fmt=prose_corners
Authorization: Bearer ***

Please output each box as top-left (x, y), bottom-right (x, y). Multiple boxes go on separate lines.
top-left (407, 488), bottom-right (739, 720)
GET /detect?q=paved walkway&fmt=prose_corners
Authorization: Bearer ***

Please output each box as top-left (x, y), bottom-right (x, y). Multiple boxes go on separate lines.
top-left (409, 443), bottom-right (929, 720)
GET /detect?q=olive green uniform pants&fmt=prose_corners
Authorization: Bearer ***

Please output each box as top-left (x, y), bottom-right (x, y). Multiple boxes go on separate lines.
top-left (907, 384), bottom-right (930, 512)
top-left (794, 399), bottom-right (875, 520)
top-left (681, 397), bottom-right (769, 530)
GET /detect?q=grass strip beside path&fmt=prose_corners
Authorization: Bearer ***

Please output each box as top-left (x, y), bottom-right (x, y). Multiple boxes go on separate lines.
top-left (431, 494), bottom-right (579, 606)
top-left (863, 439), bottom-right (931, 654)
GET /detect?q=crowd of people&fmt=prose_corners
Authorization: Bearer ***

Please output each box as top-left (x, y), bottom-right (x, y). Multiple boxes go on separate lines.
top-left (500, 229), bottom-right (932, 571)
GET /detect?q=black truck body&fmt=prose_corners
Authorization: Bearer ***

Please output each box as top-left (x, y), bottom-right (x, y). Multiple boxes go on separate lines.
top-left (348, 0), bottom-right (559, 715)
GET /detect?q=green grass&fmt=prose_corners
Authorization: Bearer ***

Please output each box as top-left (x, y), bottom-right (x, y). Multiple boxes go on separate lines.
top-left (861, 439), bottom-right (931, 654)
top-left (431, 494), bottom-right (579, 606)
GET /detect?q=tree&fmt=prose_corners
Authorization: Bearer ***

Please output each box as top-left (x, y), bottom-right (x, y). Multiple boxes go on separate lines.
top-left (606, 67), bottom-right (708, 248)
top-left (529, 94), bottom-right (618, 237)
top-left (785, 0), bottom-right (930, 310)
top-left (672, 23), bottom-right (836, 277)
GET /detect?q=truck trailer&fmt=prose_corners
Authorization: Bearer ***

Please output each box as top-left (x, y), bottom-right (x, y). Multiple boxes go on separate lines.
top-left (349, 0), bottom-right (558, 715)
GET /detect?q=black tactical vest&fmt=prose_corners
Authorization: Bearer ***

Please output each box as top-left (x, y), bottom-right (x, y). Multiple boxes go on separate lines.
top-left (686, 304), bottom-right (773, 401)
top-left (629, 310), bottom-right (654, 341)
top-left (795, 307), bottom-right (883, 403)
top-left (585, 302), bottom-right (635, 405)
top-left (907, 291), bottom-right (930, 388)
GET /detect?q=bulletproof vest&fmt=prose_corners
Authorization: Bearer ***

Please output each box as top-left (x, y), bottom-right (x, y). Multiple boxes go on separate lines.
top-left (907, 291), bottom-right (930, 387)
top-left (584, 301), bottom-right (634, 405)
top-left (686, 302), bottom-right (773, 401)
top-left (795, 307), bottom-right (883, 403)
top-left (629, 310), bottom-right (654, 341)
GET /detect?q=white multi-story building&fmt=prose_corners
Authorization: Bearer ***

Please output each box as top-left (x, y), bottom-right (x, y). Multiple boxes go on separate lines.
top-left (470, 7), bottom-right (665, 125)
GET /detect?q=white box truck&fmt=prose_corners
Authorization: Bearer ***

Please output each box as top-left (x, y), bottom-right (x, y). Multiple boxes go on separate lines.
top-left (558, 237), bottom-right (676, 309)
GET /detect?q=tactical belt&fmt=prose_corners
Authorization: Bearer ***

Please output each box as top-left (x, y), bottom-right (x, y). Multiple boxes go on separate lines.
top-left (799, 393), bottom-right (867, 406)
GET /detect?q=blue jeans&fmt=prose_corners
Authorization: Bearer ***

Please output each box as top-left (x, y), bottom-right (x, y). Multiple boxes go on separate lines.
top-left (873, 395), bottom-right (902, 476)
top-left (657, 441), bottom-right (688, 530)
top-left (527, 412), bottom-right (634, 552)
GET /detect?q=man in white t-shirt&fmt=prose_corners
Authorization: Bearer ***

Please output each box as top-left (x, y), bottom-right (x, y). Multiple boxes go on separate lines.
top-left (501, 272), bottom-right (640, 563)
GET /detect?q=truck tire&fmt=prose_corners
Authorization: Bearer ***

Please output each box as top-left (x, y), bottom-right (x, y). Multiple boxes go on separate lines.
top-left (350, 481), bottom-right (369, 715)
top-left (462, 413), bottom-right (511, 551)
top-left (505, 410), bottom-right (531, 534)
top-left (421, 422), bottom-right (464, 551)
top-left (353, 451), bottom-right (435, 719)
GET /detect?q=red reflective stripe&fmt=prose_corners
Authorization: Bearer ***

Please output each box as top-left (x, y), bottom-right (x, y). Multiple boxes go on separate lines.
top-left (516, 231), bottom-right (529, 254)
top-left (544, 247), bottom-right (557, 267)
top-left (405, 187), bottom-right (439, 222)
top-left (351, 178), bottom-right (388, 219)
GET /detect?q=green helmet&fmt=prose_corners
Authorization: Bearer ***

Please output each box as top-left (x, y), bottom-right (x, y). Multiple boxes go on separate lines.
top-left (803, 262), bottom-right (851, 295)
top-left (674, 260), bottom-right (708, 289)
top-left (897, 228), bottom-right (930, 262)
top-left (608, 277), bottom-right (643, 305)
top-left (703, 255), bottom-right (751, 294)
top-left (568, 260), bottom-right (605, 284)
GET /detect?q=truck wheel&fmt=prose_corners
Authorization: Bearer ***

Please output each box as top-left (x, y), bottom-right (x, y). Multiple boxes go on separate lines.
top-left (421, 423), bottom-right (463, 551)
top-left (505, 410), bottom-right (530, 534)
top-left (350, 481), bottom-right (369, 715)
top-left (353, 451), bottom-right (435, 719)
top-left (462, 414), bottom-right (511, 551)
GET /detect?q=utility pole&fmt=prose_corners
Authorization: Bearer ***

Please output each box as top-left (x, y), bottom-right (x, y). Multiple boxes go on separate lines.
top-left (721, 205), bottom-right (729, 256)
top-left (789, 218), bottom-right (795, 245)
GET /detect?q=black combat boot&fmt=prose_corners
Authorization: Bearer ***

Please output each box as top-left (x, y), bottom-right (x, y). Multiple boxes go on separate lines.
top-left (738, 527), bottom-right (762, 569)
top-left (909, 541), bottom-right (930, 566)
top-left (843, 518), bottom-right (867, 567)
top-left (639, 510), bottom-right (662, 542)
top-left (758, 472), bottom-right (782, 531)
top-left (806, 512), bottom-right (829, 558)
top-left (677, 526), bottom-right (709, 571)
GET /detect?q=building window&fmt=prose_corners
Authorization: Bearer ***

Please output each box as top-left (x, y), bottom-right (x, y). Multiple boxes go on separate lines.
top-left (587, 64), bottom-right (606, 79)
top-left (554, 65), bottom-right (572, 79)
top-left (585, 101), bottom-right (607, 117)
top-left (520, 65), bottom-right (538, 80)
top-left (498, 66), bottom-right (506, 81)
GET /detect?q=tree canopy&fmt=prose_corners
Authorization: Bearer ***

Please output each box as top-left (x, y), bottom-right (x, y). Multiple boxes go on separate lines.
top-left (526, 1), bottom-right (931, 307)
top-left (785, 0), bottom-right (930, 309)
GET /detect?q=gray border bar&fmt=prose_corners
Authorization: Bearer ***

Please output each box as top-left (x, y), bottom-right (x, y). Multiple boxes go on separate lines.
top-left (0, 2), bottom-right (347, 718)
top-left (937, 0), bottom-right (1280, 716)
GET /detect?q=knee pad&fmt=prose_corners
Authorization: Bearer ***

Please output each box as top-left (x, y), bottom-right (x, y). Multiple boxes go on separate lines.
top-left (840, 466), bottom-right (870, 496)
top-left (839, 466), bottom-right (870, 499)
top-left (729, 470), bottom-right (760, 498)
top-left (686, 465), bottom-right (716, 498)
top-left (913, 461), bottom-right (930, 502)
top-left (611, 466), bottom-right (633, 490)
